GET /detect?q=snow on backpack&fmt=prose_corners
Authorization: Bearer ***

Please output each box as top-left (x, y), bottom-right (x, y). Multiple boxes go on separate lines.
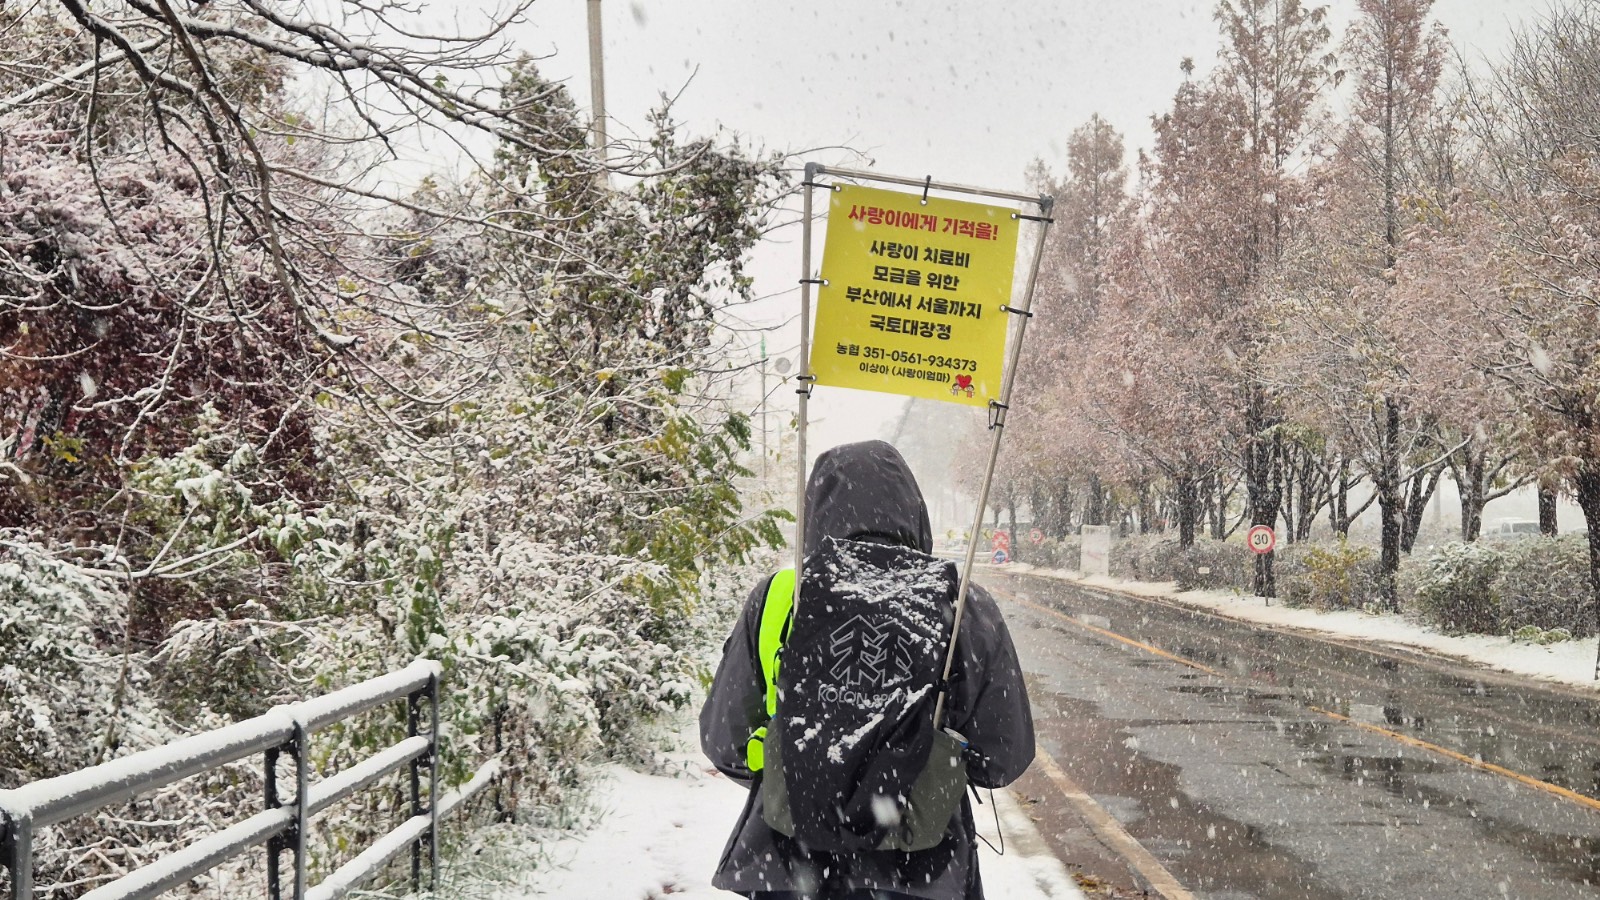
top-left (748, 535), bottom-right (968, 853)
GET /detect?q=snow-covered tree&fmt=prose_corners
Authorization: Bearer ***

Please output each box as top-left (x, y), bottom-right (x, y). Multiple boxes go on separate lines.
top-left (1269, 0), bottom-right (1452, 603)
top-left (1455, 2), bottom-right (1600, 626)
top-left (1013, 115), bottom-right (1130, 534)
top-left (0, 3), bottom-right (790, 895)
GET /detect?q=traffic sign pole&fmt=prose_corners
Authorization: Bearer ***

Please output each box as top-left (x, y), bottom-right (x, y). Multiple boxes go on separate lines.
top-left (1246, 525), bottom-right (1277, 606)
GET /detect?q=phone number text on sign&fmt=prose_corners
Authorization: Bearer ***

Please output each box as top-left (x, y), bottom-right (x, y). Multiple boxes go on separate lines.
top-left (831, 342), bottom-right (980, 387)
top-left (809, 184), bottom-right (1021, 407)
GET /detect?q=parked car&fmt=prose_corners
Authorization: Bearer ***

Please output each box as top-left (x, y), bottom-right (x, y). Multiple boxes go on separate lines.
top-left (1485, 518), bottom-right (1542, 540)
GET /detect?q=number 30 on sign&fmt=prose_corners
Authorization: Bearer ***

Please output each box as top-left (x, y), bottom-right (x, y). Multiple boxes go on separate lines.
top-left (1247, 525), bottom-right (1277, 555)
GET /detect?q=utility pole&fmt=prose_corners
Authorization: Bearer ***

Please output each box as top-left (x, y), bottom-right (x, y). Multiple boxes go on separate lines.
top-left (587, 0), bottom-right (607, 157)
top-left (760, 336), bottom-right (769, 480)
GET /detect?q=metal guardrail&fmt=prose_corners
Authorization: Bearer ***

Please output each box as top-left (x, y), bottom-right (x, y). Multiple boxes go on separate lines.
top-left (0, 660), bottom-right (500, 900)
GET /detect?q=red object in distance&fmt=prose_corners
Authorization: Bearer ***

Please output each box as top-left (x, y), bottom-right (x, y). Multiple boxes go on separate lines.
top-left (1247, 525), bottom-right (1277, 555)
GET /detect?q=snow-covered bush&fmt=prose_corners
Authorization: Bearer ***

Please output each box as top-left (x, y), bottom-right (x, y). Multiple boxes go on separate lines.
top-left (294, 397), bottom-right (784, 819)
top-left (1493, 534), bottom-right (1595, 637)
top-left (0, 118), bottom-right (324, 543)
top-left (1271, 542), bottom-right (1312, 605)
top-left (1110, 534), bottom-right (1184, 581)
top-left (1279, 539), bottom-right (1381, 610)
top-left (1402, 541), bottom-right (1505, 634)
top-left (1027, 536), bottom-right (1081, 570)
top-left (0, 536), bottom-right (143, 784)
top-left (116, 413), bottom-right (330, 720)
top-left (1173, 540), bottom-right (1250, 592)
top-left (1402, 537), bottom-right (1592, 636)
top-left (1102, 535), bottom-right (1388, 608)
top-left (1512, 624), bottom-right (1576, 644)
top-left (0, 534), bottom-right (268, 896)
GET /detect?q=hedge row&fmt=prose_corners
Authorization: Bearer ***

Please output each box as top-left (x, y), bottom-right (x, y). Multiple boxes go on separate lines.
top-left (1399, 536), bottom-right (1595, 637)
top-left (1049, 533), bottom-right (1597, 639)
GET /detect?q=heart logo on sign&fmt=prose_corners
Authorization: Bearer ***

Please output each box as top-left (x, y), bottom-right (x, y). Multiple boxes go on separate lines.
top-left (955, 376), bottom-right (972, 390)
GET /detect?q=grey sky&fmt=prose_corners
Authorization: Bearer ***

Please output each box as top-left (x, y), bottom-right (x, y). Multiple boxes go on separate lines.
top-left (501, 0), bottom-right (1534, 464)
top-left (515, 1), bottom-right (1525, 185)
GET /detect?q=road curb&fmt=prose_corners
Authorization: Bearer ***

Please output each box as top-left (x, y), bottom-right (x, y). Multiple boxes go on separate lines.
top-left (1029, 745), bottom-right (1197, 900)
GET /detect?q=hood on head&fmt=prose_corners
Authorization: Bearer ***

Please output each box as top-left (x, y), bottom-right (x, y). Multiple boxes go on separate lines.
top-left (803, 440), bottom-right (932, 555)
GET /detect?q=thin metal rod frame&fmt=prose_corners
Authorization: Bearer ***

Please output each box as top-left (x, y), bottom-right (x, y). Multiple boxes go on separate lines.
top-left (427, 671), bottom-right (441, 889)
top-left (266, 745), bottom-right (283, 900)
top-left (793, 163), bottom-right (820, 615)
top-left (407, 688), bottom-right (424, 892)
top-left (811, 163), bottom-right (1043, 206)
top-left (931, 196), bottom-right (1055, 730)
top-left (790, 163), bottom-right (1054, 730)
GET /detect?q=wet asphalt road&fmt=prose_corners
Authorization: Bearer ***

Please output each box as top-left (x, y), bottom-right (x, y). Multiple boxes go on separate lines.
top-left (982, 569), bottom-right (1600, 900)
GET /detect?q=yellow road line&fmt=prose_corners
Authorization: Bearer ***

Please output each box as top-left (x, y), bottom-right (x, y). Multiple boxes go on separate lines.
top-left (997, 583), bottom-right (1600, 816)
top-left (1008, 593), bottom-right (1225, 677)
top-left (1032, 742), bottom-right (1197, 900)
top-left (1307, 706), bottom-right (1600, 814)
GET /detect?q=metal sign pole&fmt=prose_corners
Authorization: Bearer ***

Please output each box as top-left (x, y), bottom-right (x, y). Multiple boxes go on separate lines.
top-left (932, 194), bottom-right (1055, 729)
top-left (793, 163), bottom-right (822, 612)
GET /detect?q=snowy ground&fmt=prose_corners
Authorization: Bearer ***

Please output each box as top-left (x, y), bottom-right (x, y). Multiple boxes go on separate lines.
top-left (498, 712), bottom-right (1085, 900)
top-left (1007, 563), bottom-right (1600, 691)
top-left (490, 563), bottom-right (1600, 900)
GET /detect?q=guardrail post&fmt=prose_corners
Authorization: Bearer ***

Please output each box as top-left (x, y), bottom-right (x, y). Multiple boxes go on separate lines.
top-left (291, 717), bottom-right (309, 900)
top-left (427, 669), bottom-right (441, 890)
top-left (407, 686), bottom-right (424, 894)
top-left (266, 744), bottom-right (284, 900)
top-left (1, 807), bottom-right (33, 900)
top-left (491, 698), bottom-right (507, 822)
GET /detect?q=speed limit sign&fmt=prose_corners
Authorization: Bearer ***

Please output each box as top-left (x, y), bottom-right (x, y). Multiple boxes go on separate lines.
top-left (1247, 525), bottom-right (1277, 555)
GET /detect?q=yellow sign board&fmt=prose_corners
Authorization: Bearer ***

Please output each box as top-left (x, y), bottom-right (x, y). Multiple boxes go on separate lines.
top-left (809, 184), bottom-right (1020, 406)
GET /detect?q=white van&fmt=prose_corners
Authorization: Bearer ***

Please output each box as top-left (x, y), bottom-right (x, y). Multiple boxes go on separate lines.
top-left (1486, 518), bottom-right (1541, 540)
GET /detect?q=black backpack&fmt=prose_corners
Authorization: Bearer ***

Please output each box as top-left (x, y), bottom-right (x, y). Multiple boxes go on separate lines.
top-left (758, 536), bottom-right (969, 852)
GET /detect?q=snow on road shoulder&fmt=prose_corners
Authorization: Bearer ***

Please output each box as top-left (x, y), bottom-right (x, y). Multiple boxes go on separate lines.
top-left (1004, 563), bottom-right (1600, 692)
top-left (975, 785), bottom-right (1085, 899)
top-left (504, 710), bottom-right (1084, 899)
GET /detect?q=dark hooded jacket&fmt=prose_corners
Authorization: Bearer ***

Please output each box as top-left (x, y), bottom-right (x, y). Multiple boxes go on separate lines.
top-left (699, 440), bottom-right (1034, 899)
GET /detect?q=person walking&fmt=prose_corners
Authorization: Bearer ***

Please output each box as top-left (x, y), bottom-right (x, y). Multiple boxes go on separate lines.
top-left (699, 440), bottom-right (1034, 900)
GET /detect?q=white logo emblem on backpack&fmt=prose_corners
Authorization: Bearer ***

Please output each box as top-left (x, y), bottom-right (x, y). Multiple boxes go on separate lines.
top-left (829, 616), bottom-right (910, 688)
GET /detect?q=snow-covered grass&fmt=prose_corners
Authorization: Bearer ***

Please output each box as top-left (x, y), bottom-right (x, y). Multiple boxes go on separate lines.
top-left (1001, 562), bottom-right (1600, 691)
top-left (486, 705), bottom-right (1085, 900)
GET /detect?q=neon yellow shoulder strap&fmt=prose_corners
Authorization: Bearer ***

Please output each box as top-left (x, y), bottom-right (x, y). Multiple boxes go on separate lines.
top-left (758, 568), bottom-right (795, 717)
top-left (745, 568), bottom-right (795, 772)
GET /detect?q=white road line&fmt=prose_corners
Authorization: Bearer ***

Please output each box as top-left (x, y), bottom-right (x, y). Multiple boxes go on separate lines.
top-left (1032, 742), bottom-right (1198, 900)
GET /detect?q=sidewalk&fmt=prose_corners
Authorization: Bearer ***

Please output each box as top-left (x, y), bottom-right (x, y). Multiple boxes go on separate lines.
top-left (1002, 563), bottom-right (1600, 692)
top-left (501, 711), bottom-right (1086, 899)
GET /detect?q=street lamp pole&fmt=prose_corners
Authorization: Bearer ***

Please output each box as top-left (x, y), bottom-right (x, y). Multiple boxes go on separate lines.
top-left (587, 0), bottom-right (606, 157)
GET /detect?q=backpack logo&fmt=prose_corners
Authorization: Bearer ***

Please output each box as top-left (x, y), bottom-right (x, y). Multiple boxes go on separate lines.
top-left (828, 616), bottom-right (909, 688)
